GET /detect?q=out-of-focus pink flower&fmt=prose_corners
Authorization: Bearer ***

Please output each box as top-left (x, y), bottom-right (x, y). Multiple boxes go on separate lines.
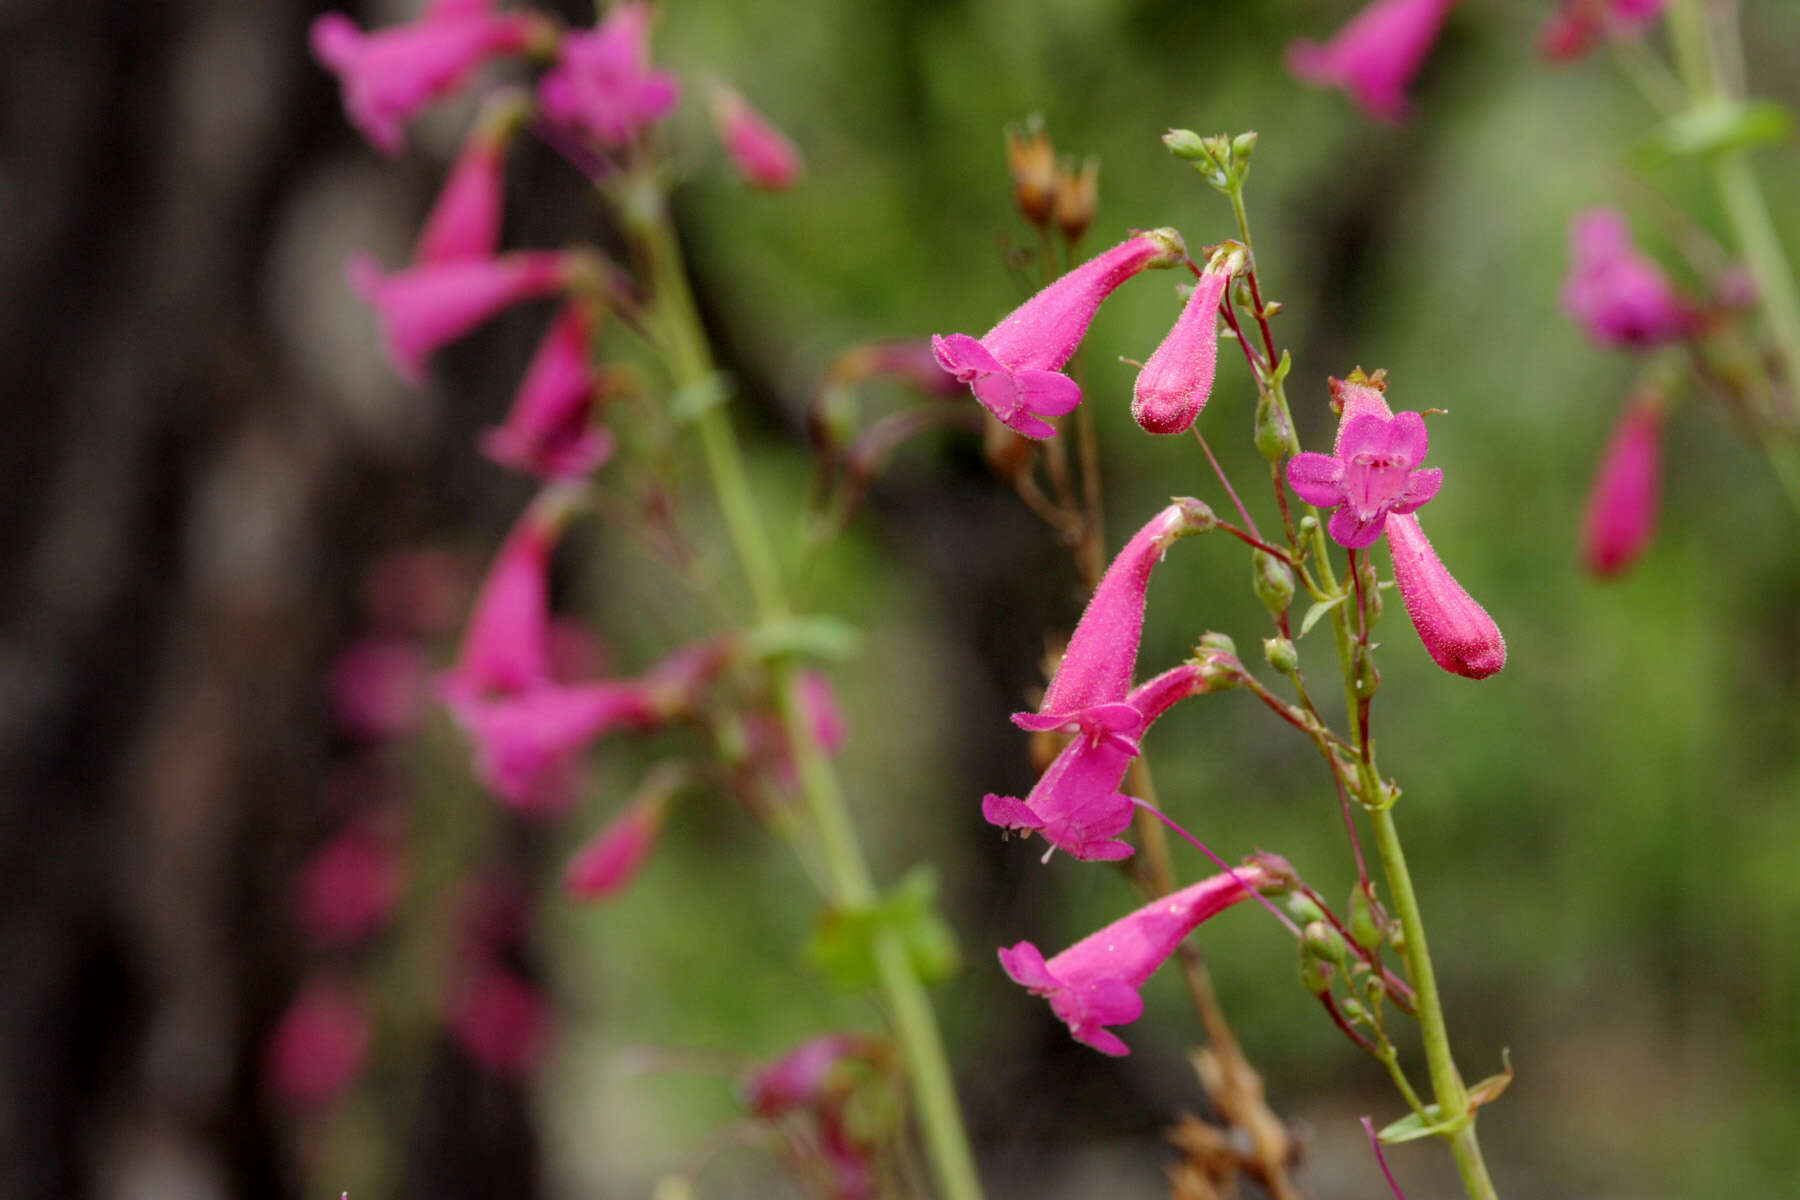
top-left (266, 980), bottom-right (371, 1108)
top-left (449, 967), bottom-right (551, 1077)
top-left (710, 85), bottom-right (803, 190)
top-left (1286, 0), bottom-right (1458, 123)
top-left (538, 2), bottom-right (681, 147)
top-left (1562, 209), bottom-right (1700, 349)
top-left (479, 303), bottom-right (617, 479)
top-left (745, 1034), bottom-right (883, 1117)
top-left (414, 120), bottom-right (516, 267)
top-left (310, 6), bottom-right (537, 155)
top-left (296, 822), bottom-right (405, 946)
top-left (999, 863), bottom-right (1275, 1055)
top-left (364, 548), bottom-right (472, 637)
top-left (933, 230), bottom-right (1187, 438)
top-left (1286, 410), bottom-right (1443, 549)
top-left (1133, 267), bottom-right (1228, 435)
top-left (350, 251), bottom-right (571, 386)
top-left (563, 764), bottom-right (686, 901)
top-left (1014, 499), bottom-right (1214, 738)
top-left (1330, 377), bottom-right (1504, 678)
top-left (1582, 396), bottom-right (1663, 577)
top-left (1540, 0), bottom-right (1668, 61)
top-left (439, 490), bottom-right (575, 705)
top-left (329, 638), bottom-right (430, 740)
top-left (985, 664), bottom-right (1205, 861)
top-left (829, 340), bottom-right (969, 399)
top-left (797, 670), bottom-right (847, 755)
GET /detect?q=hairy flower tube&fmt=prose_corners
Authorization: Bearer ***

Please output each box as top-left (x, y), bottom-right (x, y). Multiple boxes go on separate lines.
top-left (933, 229), bottom-right (1186, 438)
top-left (310, 2), bottom-right (538, 155)
top-left (998, 861), bottom-right (1279, 1055)
top-left (985, 664), bottom-right (1206, 861)
top-left (1015, 499), bottom-right (1214, 737)
top-left (350, 251), bottom-right (573, 386)
top-left (1286, 0), bottom-right (1457, 123)
top-left (710, 85), bottom-right (804, 191)
top-left (480, 303), bottom-right (617, 479)
top-left (1286, 410), bottom-right (1443, 549)
top-left (1562, 209), bottom-right (1699, 349)
top-left (1582, 395), bottom-right (1663, 577)
top-left (1329, 377), bottom-right (1505, 678)
top-left (1540, 0), bottom-right (1668, 60)
top-left (1132, 266), bottom-right (1228, 435)
top-left (537, 1), bottom-right (681, 148)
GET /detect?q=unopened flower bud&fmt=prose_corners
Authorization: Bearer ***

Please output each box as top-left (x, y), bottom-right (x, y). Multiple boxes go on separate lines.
top-left (1352, 643), bottom-right (1380, 699)
top-left (1253, 551), bottom-right (1295, 615)
top-left (1285, 892), bottom-right (1325, 925)
top-left (1348, 883), bottom-right (1382, 951)
top-left (1053, 156), bottom-right (1099, 245)
top-left (1299, 948), bottom-right (1333, 996)
top-left (1299, 513), bottom-right (1319, 538)
top-left (1357, 555), bottom-right (1384, 622)
top-left (1231, 130), bottom-right (1260, 161)
top-left (1339, 995), bottom-right (1369, 1023)
top-left (1005, 116), bottom-right (1057, 228)
top-left (1263, 636), bottom-right (1298, 676)
top-left (1303, 919), bottom-right (1352, 970)
top-left (1254, 393), bottom-right (1294, 462)
top-left (1162, 128), bottom-right (1210, 162)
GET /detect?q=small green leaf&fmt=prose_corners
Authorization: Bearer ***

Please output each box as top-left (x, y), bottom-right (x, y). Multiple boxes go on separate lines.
top-left (745, 615), bottom-right (862, 662)
top-left (1635, 99), bottom-right (1793, 166)
top-left (1376, 1104), bottom-right (1460, 1144)
top-left (1299, 594), bottom-right (1348, 638)
top-left (804, 868), bottom-right (960, 990)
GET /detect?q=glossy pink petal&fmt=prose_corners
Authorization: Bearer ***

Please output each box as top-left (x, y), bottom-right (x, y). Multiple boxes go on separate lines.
top-left (480, 304), bottom-right (616, 480)
top-left (711, 85), bottom-right (804, 190)
top-left (537, 2), bottom-right (681, 147)
top-left (439, 491), bottom-right (573, 704)
top-left (414, 128), bottom-right (511, 266)
top-left (350, 251), bottom-right (570, 386)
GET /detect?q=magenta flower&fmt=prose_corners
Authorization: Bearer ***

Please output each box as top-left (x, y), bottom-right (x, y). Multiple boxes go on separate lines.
top-left (985, 664), bottom-right (1206, 861)
top-left (350, 251), bottom-right (571, 386)
top-left (1286, 410), bottom-right (1443, 549)
top-left (537, 2), bottom-right (681, 148)
top-left (1582, 397), bottom-right (1663, 577)
top-left (295, 822), bottom-right (404, 946)
top-left (265, 980), bottom-right (371, 1108)
top-left (327, 637), bottom-right (430, 740)
top-left (414, 124), bottom-right (513, 266)
top-left (1562, 209), bottom-right (1699, 349)
top-left (1541, 0), bottom-right (1667, 60)
top-left (830, 339), bottom-right (969, 399)
top-left (563, 766), bottom-right (684, 901)
top-left (1286, 0), bottom-right (1457, 123)
top-left (449, 966), bottom-right (551, 1077)
top-left (480, 304), bottom-right (617, 479)
top-left (746, 1034), bottom-right (881, 1117)
top-left (710, 85), bottom-right (804, 190)
top-left (310, 5), bottom-right (536, 155)
top-left (1132, 267), bottom-right (1229, 435)
top-left (999, 862), bottom-right (1276, 1055)
top-left (1328, 377), bottom-right (1504, 678)
top-left (933, 229), bottom-right (1186, 438)
top-left (1015, 499), bottom-right (1214, 737)
top-left (439, 491), bottom-right (574, 705)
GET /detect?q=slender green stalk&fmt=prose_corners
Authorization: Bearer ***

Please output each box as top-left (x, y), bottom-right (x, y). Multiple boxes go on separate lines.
top-left (634, 185), bottom-right (984, 1200)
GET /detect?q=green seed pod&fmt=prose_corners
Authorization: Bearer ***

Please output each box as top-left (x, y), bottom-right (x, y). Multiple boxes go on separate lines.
top-left (1254, 393), bottom-right (1294, 463)
top-left (1263, 636), bottom-right (1299, 677)
top-left (1348, 884), bottom-right (1382, 952)
top-left (1253, 550), bottom-right (1295, 615)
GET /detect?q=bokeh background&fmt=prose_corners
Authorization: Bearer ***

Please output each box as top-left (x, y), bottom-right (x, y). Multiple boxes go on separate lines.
top-left (5, 0), bottom-right (1800, 1197)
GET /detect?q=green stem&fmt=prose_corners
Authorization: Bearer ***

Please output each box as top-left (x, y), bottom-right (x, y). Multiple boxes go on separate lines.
top-left (636, 185), bottom-right (984, 1200)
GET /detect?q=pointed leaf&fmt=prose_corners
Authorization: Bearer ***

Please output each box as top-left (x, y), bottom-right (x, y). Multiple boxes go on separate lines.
top-left (1299, 594), bottom-right (1349, 638)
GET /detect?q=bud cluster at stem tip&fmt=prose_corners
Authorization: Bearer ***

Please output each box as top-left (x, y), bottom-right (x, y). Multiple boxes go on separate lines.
top-left (1163, 128), bottom-right (1257, 192)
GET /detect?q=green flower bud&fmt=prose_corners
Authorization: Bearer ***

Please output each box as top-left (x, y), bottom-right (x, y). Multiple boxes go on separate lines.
top-left (1231, 130), bottom-right (1260, 160)
top-left (1162, 128), bottom-right (1210, 162)
top-left (1254, 393), bottom-right (1294, 463)
top-left (1285, 892), bottom-right (1325, 925)
top-left (1253, 551), bottom-right (1295, 615)
top-left (1358, 555), bottom-right (1383, 622)
top-left (1303, 919), bottom-right (1352, 971)
top-left (1263, 636), bottom-right (1298, 677)
top-left (1348, 883), bottom-right (1382, 952)
top-left (1299, 945), bottom-right (1332, 996)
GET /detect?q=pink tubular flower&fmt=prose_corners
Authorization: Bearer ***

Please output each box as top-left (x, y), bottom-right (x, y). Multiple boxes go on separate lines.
top-left (746, 1034), bottom-right (882, 1117)
top-left (932, 229), bottom-right (1187, 438)
top-left (999, 862), bottom-right (1275, 1055)
top-left (310, 5), bottom-right (537, 155)
top-left (1286, 0), bottom-right (1457, 123)
top-left (449, 966), bottom-right (551, 1077)
top-left (985, 664), bottom-right (1205, 861)
top-left (328, 637), bottom-right (431, 740)
top-left (1286, 410), bottom-right (1443, 549)
top-left (710, 85), bottom-right (804, 190)
top-left (1133, 267), bottom-right (1228, 435)
top-left (537, 2), bottom-right (681, 148)
top-left (414, 119), bottom-right (516, 267)
top-left (296, 822), bottom-right (404, 946)
top-left (1562, 209), bottom-right (1699, 349)
top-left (480, 304), bottom-right (617, 479)
top-left (1328, 377), bottom-right (1504, 678)
top-left (1015, 499), bottom-right (1214, 737)
top-left (439, 490), bottom-right (576, 705)
top-left (265, 980), bottom-right (371, 1108)
top-left (563, 764), bottom-right (686, 901)
top-left (1582, 397), bottom-right (1663, 577)
top-left (1540, 0), bottom-right (1667, 60)
top-left (350, 251), bottom-right (571, 386)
